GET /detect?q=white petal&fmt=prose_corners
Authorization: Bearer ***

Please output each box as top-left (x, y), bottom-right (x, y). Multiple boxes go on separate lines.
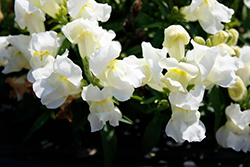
top-left (88, 113), bottom-right (105, 132)
top-left (53, 50), bottom-right (83, 86)
top-left (226, 103), bottom-right (250, 130)
top-left (89, 41), bottom-right (121, 76)
top-left (169, 85), bottom-right (205, 111)
top-left (244, 0), bottom-right (250, 8)
top-left (142, 41), bottom-right (168, 83)
top-left (81, 84), bottom-right (112, 102)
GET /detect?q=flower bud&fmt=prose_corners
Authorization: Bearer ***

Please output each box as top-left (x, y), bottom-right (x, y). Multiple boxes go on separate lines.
top-left (205, 38), bottom-right (212, 47)
top-left (194, 36), bottom-right (205, 45)
top-left (212, 30), bottom-right (228, 46)
top-left (172, 6), bottom-right (179, 14)
top-left (226, 29), bottom-right (239, 46)
top-left (163, 25), bottom-right (190, 61)
top-left (231, 46), bottom-right (241, 58)
top-left (228, 76), bottom-right (247, 102)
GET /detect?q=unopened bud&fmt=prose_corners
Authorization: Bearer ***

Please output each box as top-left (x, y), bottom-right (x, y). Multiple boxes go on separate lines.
top-left (231, 46), bottom-right (241, 58)
top-left (226, 29), bottom-right (239, 46)
top-left (228, 76), bottom-right (247, 102)
top-left (212, 30), bottom-right (228, 46)
top-left (206, 38), bottom-right (212, 47)
top-left (194, 36), bottom-right (205, 45)
top-left (172, 6), bottom-right (179, 14)
top-left (157, 99), bottom-right (169, 110)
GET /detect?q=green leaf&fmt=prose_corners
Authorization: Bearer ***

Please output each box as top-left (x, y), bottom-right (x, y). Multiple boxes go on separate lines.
top-left (22, 111), bottom-right (51, 141)
top-left (125, 44), bottom-right (142, 56)
top-left (140, 96), bottom-right (158, 104)
top-left (134, 13), bottom-right (155, 27)
top-left (208, 86), bottom-right (222, 132)
top-left (100, 124), bottom-right (117, 167)
top-left (242, 6), bottom-right (250, 32)
top-left (120, 115), bottom-right (134, 125)
top-left (141, 114), bottom-right (163, 153)
top-left (57, 38), bottom-right (71, 55)
top-left (155, 0), bottom-right (169, 18)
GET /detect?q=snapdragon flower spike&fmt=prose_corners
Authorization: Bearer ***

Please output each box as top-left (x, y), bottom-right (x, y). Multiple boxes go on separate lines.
top-left (32, 50), bottom-right (83, 109)
top-left (2, 35), bottom-right (31, 74)
top-left (159, 57), bottom-right (199, 93)
top-left (27, 31), bottom-right (64, 83)
top-left (186, 40), bottom-right (239, 89)
top-left (181, 0), bottom-right (234, 34)
top-left (67, 0), bottom-right (111, 22)
top-left (81, 84), bottom-right (122, 132)
top-left (28, 0), bottom-right (60, 18)
top-left (166, 105), bottom-right (206, 143)
top-left (14, 0), bottom-right (45, 34)
top-left (216, 103), bottom-right (250, 152)
top-left (62, 18), bottom-right (115, 59)
top-left (162, 25), bottom-right (190, 62)
top-left (89, 41), bottom-right (145, 101)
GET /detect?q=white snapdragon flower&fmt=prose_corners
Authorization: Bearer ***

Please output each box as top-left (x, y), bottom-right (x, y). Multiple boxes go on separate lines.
top-left (33, 50), bottom-right (83, 109)
top-left (2, 35), bottom-right (31, 74)
top-left (186, 40), bottom-right (239, 89)
top-left (89, 41), bottom-right (145, 101)
top-left (235, 45), bottom-right (250, 87)
top-left (14, 0), bottom-right (45, 34)
top-left (62, 18), bottom-right (115, 58)
top-left (28, 0), bottom-right (60, 18)
top-left (159, 57), bottom-right (199, 93)
top-left (162, 25), bottom-right (190, 61)
top-left (166, 105), bottom-right (206, 143)
top-left (181, 0), bottom-right (234, 34)
top-left (166, 85), bottom-right (206, 143)
top-left (67, 0), bottom-right (111, 22)
top-left (27, 31), bottom-right (64, 83)
top-left (216, 103), bottom-right (250, 152)
top-left (81, 84), bottom-right (122, 132)
top-left (122, 42), bottom-right (168, 92)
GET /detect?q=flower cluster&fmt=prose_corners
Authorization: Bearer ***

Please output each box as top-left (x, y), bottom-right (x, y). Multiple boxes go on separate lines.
top-left (1, 0), bottom-right (250, 155)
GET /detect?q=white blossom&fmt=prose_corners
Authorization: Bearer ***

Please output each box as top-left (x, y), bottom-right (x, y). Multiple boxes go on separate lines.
top-left (14, 0), bottom-right (45, 34)
top-left (181, 0), bottom-right (234, 34)
top-left (89, 41), bottom-right (145, 101)
top-left (163, 25), bottom-right (190, 61)
top-left (2, 35), bottom-right (31, 74)
top-left (81, 84), bottom-right (122, 132)
top-left (67, 0), bottom-right (111, 22)
top-left (166, 105), bottom-right (206, 143)
top-left (62, 18), bottom-right (115, 58)
top-left (216, 103), bottom-right (250, 152)
top-left (32, 50), bottom-right (83, 109)
top-left (27, 31), bottom-right (64, 83)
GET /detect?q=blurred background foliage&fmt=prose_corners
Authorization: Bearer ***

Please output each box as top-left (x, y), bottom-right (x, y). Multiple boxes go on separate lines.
top-left (1, 0), bottom-right (250, 166)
